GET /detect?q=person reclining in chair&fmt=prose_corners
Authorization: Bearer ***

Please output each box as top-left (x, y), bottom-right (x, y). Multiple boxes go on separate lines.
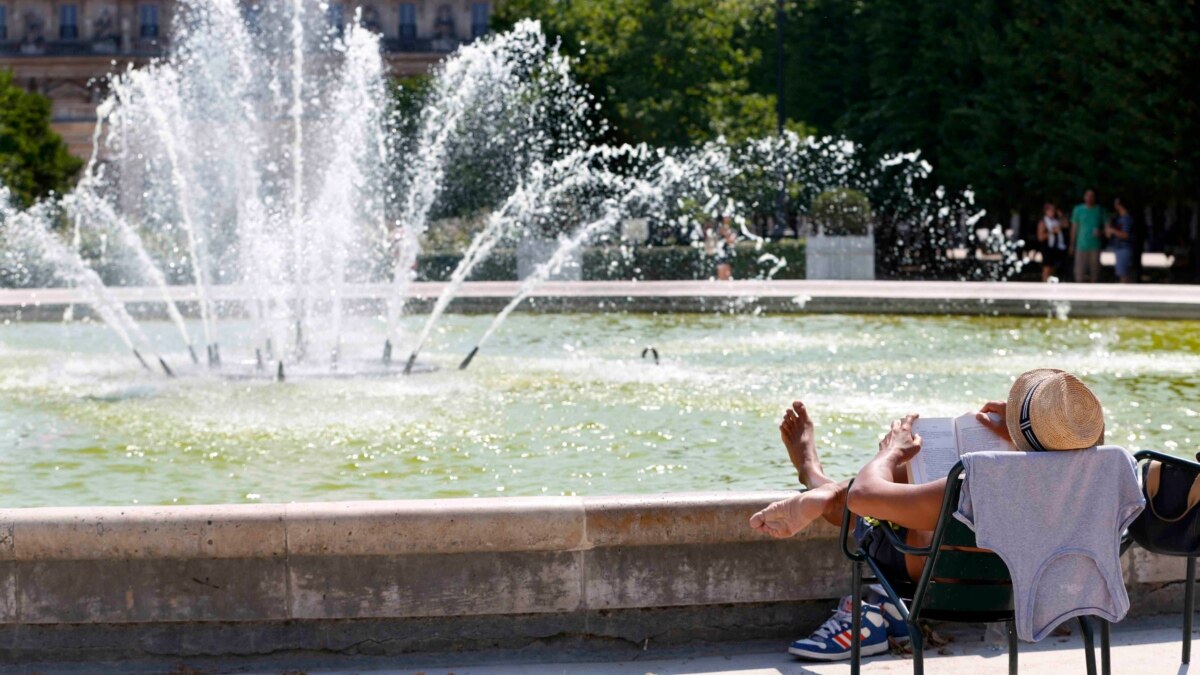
top-left (749, 368), bottom-right (1107, 661)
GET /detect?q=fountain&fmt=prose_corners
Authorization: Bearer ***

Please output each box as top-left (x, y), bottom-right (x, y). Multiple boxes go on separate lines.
top-left (0, 3), bottom-right (606, 379)
top-left (1, 4), bottom-right (1195, 514)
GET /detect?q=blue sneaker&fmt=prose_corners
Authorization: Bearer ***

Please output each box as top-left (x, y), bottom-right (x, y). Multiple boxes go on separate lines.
top-left (866, 584), bottom-right (911, 643)
top-left (788, 595), bottom-right (890, 661)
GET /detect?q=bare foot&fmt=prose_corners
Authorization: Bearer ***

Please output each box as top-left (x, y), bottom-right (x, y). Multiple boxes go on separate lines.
top-left (781, 401), bottom-right (826, 487)
top-left (749, 492), bottom-right (819, 539)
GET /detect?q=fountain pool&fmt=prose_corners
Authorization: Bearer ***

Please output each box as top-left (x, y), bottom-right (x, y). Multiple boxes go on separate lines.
top-left (2, 312), bottom-right (1197, 507)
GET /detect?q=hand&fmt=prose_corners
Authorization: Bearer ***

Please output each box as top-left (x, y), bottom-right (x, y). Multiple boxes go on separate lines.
top-left (976, 401), bottom-right (1012, 443)
top-left (879, 413), bottom-right (922, 464)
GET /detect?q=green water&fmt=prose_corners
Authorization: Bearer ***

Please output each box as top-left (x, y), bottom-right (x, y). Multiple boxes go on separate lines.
top-left (1, 312), bottom-right (1198, 507)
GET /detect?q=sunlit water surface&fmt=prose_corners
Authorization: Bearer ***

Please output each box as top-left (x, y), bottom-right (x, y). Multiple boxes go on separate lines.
top-left (1, 313), bottom-right (1198, 507)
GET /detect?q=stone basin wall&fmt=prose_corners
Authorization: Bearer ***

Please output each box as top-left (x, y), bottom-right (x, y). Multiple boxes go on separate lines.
top-left (0, 492), bottom-right (1189, 662)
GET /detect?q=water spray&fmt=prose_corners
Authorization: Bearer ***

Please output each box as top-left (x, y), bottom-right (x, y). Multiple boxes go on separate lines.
top-left (188, 344), bottom-right (199, 364)
top-left (255, 348), bottom-right (264, 372)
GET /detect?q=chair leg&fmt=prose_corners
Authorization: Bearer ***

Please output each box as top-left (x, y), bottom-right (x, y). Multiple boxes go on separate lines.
top-left (1100, 619), bottom-right (1111, 675)
top-left (1185, 556), bottom-right (1195, 665)
top-left (911, 620), bottom-right (924, 675)
top-left (851, 561), bottom-right (862, 675)
top-left (1079, 616), bottom-right (1097, 675)
top-left (1006, 620), bottom-right (1018, 675)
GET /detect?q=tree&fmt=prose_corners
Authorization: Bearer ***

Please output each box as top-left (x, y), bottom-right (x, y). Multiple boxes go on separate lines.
top-left (494, 0), bottom-right (777, 147)
top-left (0, 71), bottom-right (82, 207)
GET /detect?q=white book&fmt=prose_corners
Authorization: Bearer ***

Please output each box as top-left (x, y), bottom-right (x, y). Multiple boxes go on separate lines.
top-left (907, 413), bottom-right (1016, 484)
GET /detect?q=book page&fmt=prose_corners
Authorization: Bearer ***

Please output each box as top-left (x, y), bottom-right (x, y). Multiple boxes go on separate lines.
top-left (909, 418), bottom-right (958, 484)
top-left (953, 412), bottom-right (1016, 455)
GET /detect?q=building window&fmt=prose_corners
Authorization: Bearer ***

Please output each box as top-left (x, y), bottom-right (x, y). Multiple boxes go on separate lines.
top-left (59, 4), bottom-right (78, 39)
top-left (433, 4), bottom-right (454, 39)
top-left (0, 6), bottom-right (7, 42)
top-left (398, 3), bottom-right (416, 40)
top-left (139, 4), bottom-right (159, 39)
top-left (470, 2), bottom-right (490, 39)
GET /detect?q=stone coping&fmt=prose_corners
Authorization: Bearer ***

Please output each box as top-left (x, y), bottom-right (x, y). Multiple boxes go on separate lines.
top-left (2, 276), bottom-right (1200, 317)
top-left (0, 491), bottom-right (835, 562)
top-left (0, 490), bottom-right (1188, 661)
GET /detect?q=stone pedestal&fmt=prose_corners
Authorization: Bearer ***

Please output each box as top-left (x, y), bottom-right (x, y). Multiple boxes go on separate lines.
top-left (805, 233), bottom-right (875, 280)
top-left (517, 235), bottom-right (582, 281)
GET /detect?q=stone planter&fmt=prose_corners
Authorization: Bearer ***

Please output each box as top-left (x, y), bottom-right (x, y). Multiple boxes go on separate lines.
top-left (517, 235), bottom-right (582, 281)
top-left (805, 228), bottom-right (876, 280)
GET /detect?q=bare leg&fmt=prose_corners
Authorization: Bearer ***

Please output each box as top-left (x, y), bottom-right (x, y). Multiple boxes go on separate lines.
top-left (750, 479), bottom-right (849, 536)
top-left (781, 401), bottom-right (832, 489)
top-left (753, 401), bottom-right (912, 535)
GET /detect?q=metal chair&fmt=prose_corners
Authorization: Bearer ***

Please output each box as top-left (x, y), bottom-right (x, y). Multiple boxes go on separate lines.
top-left (840, 462), bottom-right (1110, 674)
top-left (1124, 449), bottom-right (1199, 665)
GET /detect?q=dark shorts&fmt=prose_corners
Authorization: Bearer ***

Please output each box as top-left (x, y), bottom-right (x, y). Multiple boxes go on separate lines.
top-left (1040, 246), bottom-right (1065, 269)
top-left (1114, 247), bottom-right (1136, 278)
top-left (854, 517), bottom-right (913, 585)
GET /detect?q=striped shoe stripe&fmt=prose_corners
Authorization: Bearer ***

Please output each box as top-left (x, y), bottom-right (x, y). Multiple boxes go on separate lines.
top-left (833, 631), bottom-right (852, 648)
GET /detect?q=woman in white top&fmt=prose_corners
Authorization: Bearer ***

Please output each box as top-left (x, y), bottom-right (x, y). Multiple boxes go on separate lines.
top-left (1037, 202), bottom-right (1068, 282)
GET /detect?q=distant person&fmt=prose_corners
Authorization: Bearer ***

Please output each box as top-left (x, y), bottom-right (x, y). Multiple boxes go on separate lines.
top-left (1036, 202), bottom-right (1068, 281)
top-left (1070, 189), bottom-right (1105, 282)
top-left (1105, 198), bottom-right (1137, 284)
top-left (705, 216), bottom-right (738, 280)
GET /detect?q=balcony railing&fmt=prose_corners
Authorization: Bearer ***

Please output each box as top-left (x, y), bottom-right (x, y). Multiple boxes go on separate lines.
top-left (0, 39), bottom-right (164, 57)
top-left (381, 37), bottom-right (465, 54)
top-left (1, 33), bottom-right (478, 58)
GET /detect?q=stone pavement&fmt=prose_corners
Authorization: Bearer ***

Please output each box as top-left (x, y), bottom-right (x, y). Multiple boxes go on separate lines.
top-left (12, 615), bottom-right (1187, 674)
top-left (311, 616), bottom-right (1189, 674)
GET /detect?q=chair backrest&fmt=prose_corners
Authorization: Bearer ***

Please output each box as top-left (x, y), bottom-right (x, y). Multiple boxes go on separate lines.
top-left (911, 463), bottom-right (1016, 623)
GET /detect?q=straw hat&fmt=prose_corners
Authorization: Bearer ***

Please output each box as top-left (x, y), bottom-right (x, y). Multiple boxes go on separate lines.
top-left (1005, 369), bottom-right (1105, 452)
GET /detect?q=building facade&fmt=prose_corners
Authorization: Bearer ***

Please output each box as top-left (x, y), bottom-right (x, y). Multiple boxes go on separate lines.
top-left (0, 0), bottom-right (498, 157)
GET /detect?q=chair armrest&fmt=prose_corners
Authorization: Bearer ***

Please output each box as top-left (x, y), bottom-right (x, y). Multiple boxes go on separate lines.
top-left (840, 478), bottom-right (866, 562)
top-left (1133, 449), bottom-right (1199, 470)
top-left (840, 478), bottom-right (935, 559)
top-left (877, 521), bottom-right (935, 557)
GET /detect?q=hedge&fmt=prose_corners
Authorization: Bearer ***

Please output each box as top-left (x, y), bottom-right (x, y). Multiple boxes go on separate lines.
top-left (415, 239), bottom-right (807, 282)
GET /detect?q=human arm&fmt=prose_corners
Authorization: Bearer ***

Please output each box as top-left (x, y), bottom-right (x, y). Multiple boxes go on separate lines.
top-left (845, 414), bottom-right (946, 531)
top-left (1069, 218), bottom-right (1078, 255)
top-left (1037, 219), bottom-right (1049, 243)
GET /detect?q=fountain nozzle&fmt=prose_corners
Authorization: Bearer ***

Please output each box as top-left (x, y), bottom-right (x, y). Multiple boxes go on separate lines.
top-left (402, 352), bottom-right (418, 375)
top-left (255, 348), bottom-right (264, 372)
top-left (382, 339), bottom-right (392, 365)
top-left (187, 345), bottom-right (199, 364)
top-left (276, 361), bottom-right (285, 382)
top-left (459, 346), bottom-right (480, 371)
top-left (133, 349), bottom-right (152, 371)
top-left (158, 357), bottom-right (175, 377)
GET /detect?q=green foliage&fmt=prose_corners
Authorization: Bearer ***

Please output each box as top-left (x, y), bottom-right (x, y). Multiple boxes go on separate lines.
top-left (0, 71), bottom-right (82, 207)
top-left (504, 1), bottom-right (1200, 220)
top-left (494, 0), bottom-right (777, 146)
top-left (763, 0), bottom-right (1200, 218)
top-left (811, 187), bottom-right (872, 235)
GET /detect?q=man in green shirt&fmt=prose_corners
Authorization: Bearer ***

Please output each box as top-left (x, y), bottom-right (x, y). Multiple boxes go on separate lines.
top-left (1070, 189), bottom-right (1105, 282)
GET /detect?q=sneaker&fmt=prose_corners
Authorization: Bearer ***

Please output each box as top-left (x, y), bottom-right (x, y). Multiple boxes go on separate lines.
top-left (865, 584), bottom-right (911, 643)
top-left (788, 595), bottom-right (890, 661)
